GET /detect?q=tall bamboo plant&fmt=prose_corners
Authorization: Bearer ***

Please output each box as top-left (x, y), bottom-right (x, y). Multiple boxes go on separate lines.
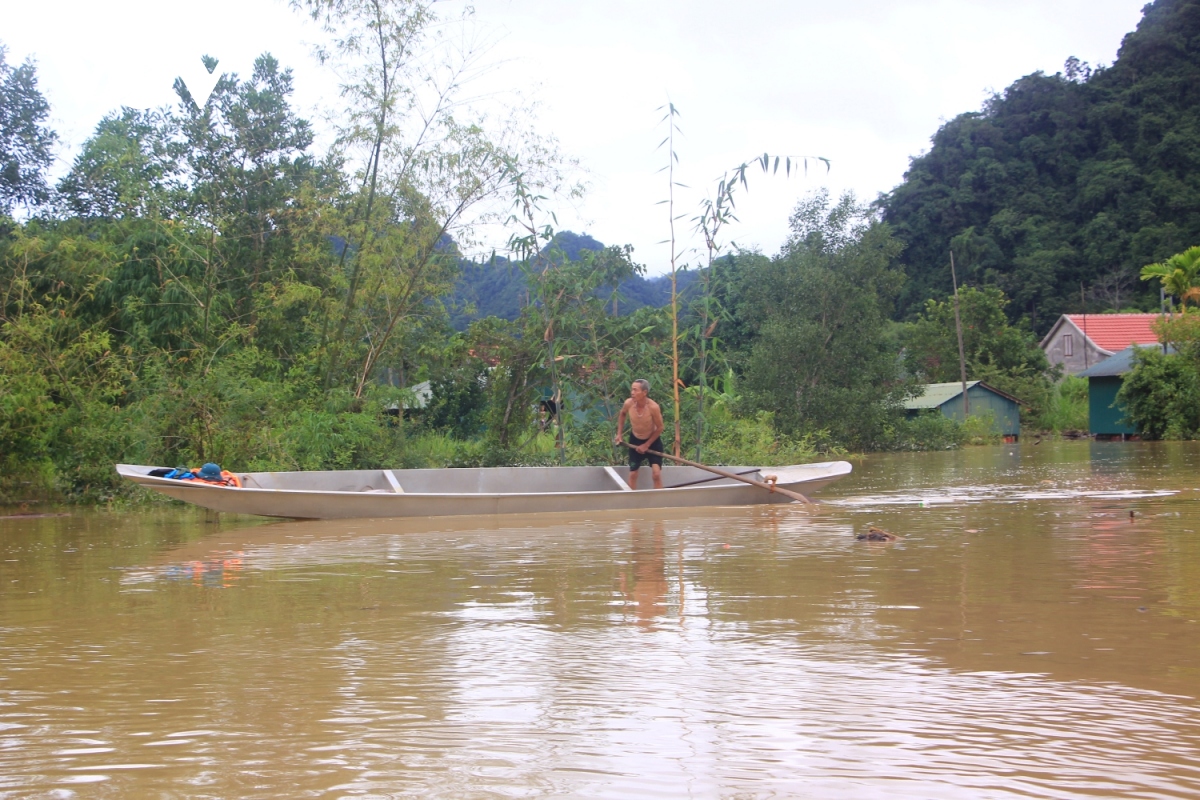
top-left (689, 154), bottom-right (828, 460)
top-left (658, 100), bottom-right (828, 461)
top-left (656, 103), bottom-right (686, 457)
top-left (295, 0), bottom-right (562, 399)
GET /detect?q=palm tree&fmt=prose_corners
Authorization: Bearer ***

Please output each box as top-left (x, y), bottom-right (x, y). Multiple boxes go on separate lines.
top-left (1141, 245), bottom-right (1200, 311)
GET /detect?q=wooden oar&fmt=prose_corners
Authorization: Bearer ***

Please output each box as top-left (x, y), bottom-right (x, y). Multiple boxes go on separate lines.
top-left (669, 467), bottom-right (762, 489)
top-left (618, 441), bottom-right (816, 507)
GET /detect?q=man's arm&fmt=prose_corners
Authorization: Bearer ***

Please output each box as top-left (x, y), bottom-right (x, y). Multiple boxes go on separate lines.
top-left (614, 400), bottom-right (630, 444)
top-left (649, 402), bottom-right (665, 442)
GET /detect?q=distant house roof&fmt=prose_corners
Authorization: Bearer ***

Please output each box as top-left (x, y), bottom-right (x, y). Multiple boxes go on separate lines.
top-left (1076, 344), bottom-right (1171, 377)
top-left (902, 380), bottom-right (1021, 410)
top-left (1041, 313), bottom-right (1162, 355)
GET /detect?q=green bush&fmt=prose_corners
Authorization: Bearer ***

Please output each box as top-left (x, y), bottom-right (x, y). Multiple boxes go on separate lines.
top-left (865, 409), bottom-right (1004, 451)
top-left (1117, 349), bottom-right (1200, 439)
top-left (1031, 375), bottom-right (1089, 433)
top-left (701, 411), bottom-right (822, 465)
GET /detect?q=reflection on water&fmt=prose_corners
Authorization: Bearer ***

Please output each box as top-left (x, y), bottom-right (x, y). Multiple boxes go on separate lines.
top-left (621, 520), bottom-right (669, 629)
top-left (1, 441), bottom-right (1200, 797)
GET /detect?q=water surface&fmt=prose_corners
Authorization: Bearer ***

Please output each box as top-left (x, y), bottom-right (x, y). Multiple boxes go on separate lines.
top-left (2, 441), bottom-right (1199, 798)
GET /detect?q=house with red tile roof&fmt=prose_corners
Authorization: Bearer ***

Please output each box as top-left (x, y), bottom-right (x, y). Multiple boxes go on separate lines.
top-left (1040, 313), bottom-right (1163, 375)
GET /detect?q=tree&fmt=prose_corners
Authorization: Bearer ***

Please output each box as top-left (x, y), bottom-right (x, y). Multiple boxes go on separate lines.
top-left (1140, 245), bottom-right (1200, 310)
top-left (735, 191), bottom-right (914, 449)
top-left (172, 53), bottom-right (325, 343)
top-left (58, 108), bottom-right (182, 220)
top-left (293, 0), bottom-right (572, 399)
top-left (0, 44), bottom-right (56, 214)
top-left (903, 285), bottom-right (1059, 414)
top-left (1117, 347), bottom-right (1200, 439)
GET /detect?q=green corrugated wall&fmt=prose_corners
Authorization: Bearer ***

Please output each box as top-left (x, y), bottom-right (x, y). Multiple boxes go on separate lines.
top-left (1088, 376), bottom-right (1136, 435)
top-left (935, 385), bottom-right (1021, 435)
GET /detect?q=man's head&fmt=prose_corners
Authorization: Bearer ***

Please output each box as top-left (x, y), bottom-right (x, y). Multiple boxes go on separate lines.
top-left (631, 378), bottom-right (650, 398)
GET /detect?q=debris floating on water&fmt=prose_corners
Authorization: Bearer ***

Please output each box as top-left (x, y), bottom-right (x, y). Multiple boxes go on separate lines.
top-left (856, 526), bottom-right (899, 542)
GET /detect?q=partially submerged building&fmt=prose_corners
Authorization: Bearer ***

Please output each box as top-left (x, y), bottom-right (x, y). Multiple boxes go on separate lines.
top-left (1075, 345), bottom-right (1163, 439)
top-left (903, 381), bottom-right (1022, 440)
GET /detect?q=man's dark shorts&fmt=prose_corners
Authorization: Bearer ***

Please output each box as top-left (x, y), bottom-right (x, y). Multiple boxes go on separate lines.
top-left (628, 435), bottom-right (664, 470)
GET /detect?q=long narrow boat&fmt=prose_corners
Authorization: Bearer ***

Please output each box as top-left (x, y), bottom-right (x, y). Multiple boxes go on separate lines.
top-left (116, 461), bottom-right (852, 520)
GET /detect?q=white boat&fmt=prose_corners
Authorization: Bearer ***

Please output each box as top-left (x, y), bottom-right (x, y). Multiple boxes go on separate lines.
top-left (115, 461), bottom-right (853, 520)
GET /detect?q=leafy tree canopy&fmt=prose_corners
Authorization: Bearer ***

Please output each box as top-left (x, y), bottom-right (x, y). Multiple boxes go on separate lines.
top-left (0, 43), bottom-right (56, 214)
top-left (1117, 347), bottom-right (1200, 439)
top-left (733, 191), bottom-right (915, 449)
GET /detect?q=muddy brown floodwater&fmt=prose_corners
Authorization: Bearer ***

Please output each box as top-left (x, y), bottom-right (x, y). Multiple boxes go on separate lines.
top-left (1, 440), bottom-right (1199, 798)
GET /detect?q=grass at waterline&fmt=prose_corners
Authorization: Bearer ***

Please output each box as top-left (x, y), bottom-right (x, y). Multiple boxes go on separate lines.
top-left (1031, 376), bottom-right (1089, 434)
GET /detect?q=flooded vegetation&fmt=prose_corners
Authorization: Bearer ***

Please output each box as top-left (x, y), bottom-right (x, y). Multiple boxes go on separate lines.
top-left (2, 441), bottom-right (1199, 797)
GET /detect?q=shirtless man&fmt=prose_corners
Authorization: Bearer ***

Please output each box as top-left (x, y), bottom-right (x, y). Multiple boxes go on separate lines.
top-left (614, 379), bottom-right (665, 489)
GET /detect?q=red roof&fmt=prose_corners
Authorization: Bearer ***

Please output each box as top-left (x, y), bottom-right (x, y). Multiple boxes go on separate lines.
top-left (1067, 314), bottom-right (1161, 352)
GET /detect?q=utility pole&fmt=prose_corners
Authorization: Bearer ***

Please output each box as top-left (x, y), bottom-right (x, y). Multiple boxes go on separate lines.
top-left (951, 251), bottom-right (969, 418)
top-left (1082, 283), bottom-right (1089, 370)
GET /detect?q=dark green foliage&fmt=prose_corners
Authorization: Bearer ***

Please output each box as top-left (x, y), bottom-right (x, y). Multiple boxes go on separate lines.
top-left (903, 285), bottom-right (1060, 416)
top-left (882, 0), bottom-right (1200, 332)
top-left (423, 362), bottom-right (489, 438)
top-left (0, 43), bottom-right (55, 213)
top-left (734, 192), bottom-right (917, 450)
top-left (889, 412), bottom-right (971, 451)
top-left (1117, 347), bottom-right (1200, 438)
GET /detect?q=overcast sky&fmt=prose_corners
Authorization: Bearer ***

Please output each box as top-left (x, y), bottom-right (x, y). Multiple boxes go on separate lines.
top-left (6, 0), bottom-right (1147, 274)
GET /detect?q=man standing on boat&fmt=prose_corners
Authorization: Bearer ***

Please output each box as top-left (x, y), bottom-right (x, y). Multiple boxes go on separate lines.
top-left (615, 379), bottom-right (665, 489)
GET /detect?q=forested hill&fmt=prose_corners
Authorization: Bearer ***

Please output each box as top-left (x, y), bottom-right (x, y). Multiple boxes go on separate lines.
top-left (448, 231), bottom-right (700, 328)
top-left (881, 0), bottom-right (1200, 333)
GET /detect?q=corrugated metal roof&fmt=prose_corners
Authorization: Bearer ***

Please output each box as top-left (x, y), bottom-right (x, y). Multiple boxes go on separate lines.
top-left (1066, 313), bottom-right (1161, 352)
top-left (903, 381), bottom-right (981, 409)
top-left (1076, 344), bottom-right (1171, 377)
top-left (903, 381), bottom-right (1025, 409)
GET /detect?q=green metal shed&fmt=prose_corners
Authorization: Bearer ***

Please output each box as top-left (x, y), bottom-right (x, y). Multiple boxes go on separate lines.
top-left (903, 381), bottom-right (1022, 438)
top-left (1076, 345), bottom-right (1161, 438)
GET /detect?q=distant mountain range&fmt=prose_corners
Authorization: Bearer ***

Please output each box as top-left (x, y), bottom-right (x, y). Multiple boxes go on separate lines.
top-left (447, 231), bottom-right (701, 329)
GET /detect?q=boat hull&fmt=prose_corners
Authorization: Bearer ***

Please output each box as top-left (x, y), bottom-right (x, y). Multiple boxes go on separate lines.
top-left (115, 462), bottom-right (852, 520)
